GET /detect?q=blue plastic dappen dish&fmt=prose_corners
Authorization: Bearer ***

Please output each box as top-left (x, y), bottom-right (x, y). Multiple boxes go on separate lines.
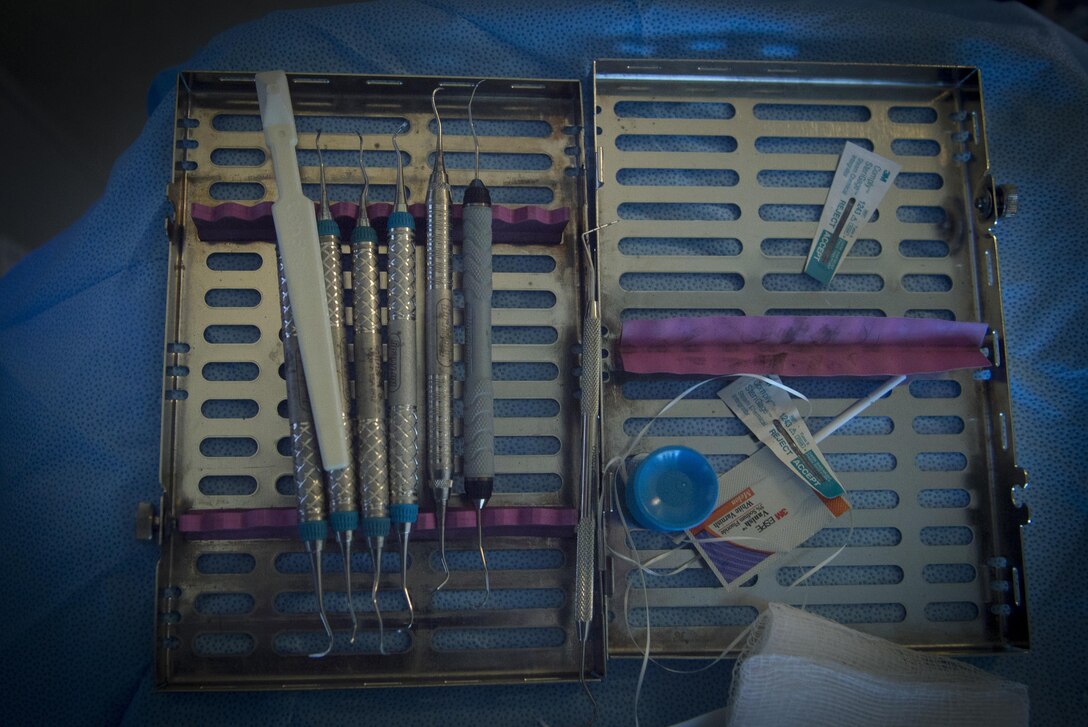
top-left (626, 446), bottom-right (718, 531)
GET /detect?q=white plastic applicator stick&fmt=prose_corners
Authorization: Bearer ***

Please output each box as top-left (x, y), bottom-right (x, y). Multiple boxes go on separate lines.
top-left (256, 71), bottom-right (351, 469)
top-left (813, 375), bottom-right (907, 443)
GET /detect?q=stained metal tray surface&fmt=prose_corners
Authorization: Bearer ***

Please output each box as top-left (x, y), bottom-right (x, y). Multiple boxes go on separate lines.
top-left (157, 72), bottom-right (595, 688)
top-left (592, 60), bottom-right (1028, 657)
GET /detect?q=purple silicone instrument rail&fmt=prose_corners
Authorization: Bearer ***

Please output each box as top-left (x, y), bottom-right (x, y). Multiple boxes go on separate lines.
top-left (177, 506), bottom-right (578, 540)
top-left (190, 201), bottom-right (570, 244)
top-left (619, 315), bottom-right (991, 377)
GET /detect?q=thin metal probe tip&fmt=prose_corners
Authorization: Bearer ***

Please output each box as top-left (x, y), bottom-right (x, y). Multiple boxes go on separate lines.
top-left (476, 506), bottom-right (491, 609)
top-left (307, 540), bottom-right (335, 658)
top-left (355, 131), bottom-right (370, 227)
top-left (370, 539), bottom-right (386, 655)
top-left (468, 80), bottom-right (484, 180)
top-left (581, 219), bottom-right (620, 252)
top-left (579, 636), bottom-right (600, 723)
top-left (398, 529), bottom-right (415, 630)
top-left (392, 122), bottom-right (409, 212)
top-left (431, 87), bottom-right (445, 156)
top-left (581, 220), bottom-right (618, 300)
top-left (435, 499), bottom-right (451, 592)
top-left (316, 129), bottom-right (331, 221)
top-left (338, 532), bottom-right (359, 644)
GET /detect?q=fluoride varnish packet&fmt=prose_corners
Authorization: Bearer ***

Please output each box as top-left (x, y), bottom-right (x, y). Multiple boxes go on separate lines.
top-left (688, 378), bottom-right (850, 589)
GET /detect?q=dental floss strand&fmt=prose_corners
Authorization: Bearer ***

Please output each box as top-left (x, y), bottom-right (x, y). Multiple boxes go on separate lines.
top-left (605, 375), bottom-right (904, 722)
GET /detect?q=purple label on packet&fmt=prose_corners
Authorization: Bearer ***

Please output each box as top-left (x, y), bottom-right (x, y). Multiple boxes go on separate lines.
top-left (694, 531), bottom-right (774, 584)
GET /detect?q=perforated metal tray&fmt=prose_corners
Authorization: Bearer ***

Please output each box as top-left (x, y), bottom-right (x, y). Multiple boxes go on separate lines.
top-left (157, 72), bottom-right (596, 688)
top-left (591, 59), bottom-right (1028, 657)
top-left (156, 61), bottom-right (1029, 689)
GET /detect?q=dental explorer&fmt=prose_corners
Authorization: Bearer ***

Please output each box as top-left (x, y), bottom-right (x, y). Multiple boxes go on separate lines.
top-left (387, 123), bottom-right (420, 629)
top-left (276, 254), bottom-right (335, 658)
top-left (426, 87), bottom-right (455, 591)
top-left (351, 132), bottom-right (389, 649)
top-left (316, 131), bottom-right (360, 642)
top-left (461, 80), bottom-right (493, 603)
top-left (576, 222), bottom-right (616, 660)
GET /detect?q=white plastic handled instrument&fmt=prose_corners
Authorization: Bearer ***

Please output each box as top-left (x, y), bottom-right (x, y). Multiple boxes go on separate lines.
top-left (255, 70), bottom-right (351, 470)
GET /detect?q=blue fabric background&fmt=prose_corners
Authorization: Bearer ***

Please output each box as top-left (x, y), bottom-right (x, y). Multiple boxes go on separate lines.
top-left (2, 1), bottom-right (1086, 724)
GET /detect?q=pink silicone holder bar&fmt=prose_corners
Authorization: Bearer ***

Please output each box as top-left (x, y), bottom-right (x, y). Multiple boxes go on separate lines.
top-left (619, 315), bottom-right (991, 377)
top-left (190, 201), bottom-right (570, 245)
top-left (177, 506), bottom-right (578, 540)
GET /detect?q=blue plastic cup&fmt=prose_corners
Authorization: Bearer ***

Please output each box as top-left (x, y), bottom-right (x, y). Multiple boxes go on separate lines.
top-left (625, 445), bottom-right (718, 532)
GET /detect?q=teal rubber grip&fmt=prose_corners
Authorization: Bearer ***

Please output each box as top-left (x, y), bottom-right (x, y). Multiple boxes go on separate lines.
top-left (329, 510), bottom-right (359, 533)
top-left (317, 219), bottom-right (340, 237)
top-left (352, 225), bottom-right (378, 245)
top-left (388, 210), bottom-right (415, 231)
top-left (363, 516), bottom-right (391, 538)
top-left (298, 519), bottom-right (328, 542)
top-left (389, 503), bottom-right (418, 524)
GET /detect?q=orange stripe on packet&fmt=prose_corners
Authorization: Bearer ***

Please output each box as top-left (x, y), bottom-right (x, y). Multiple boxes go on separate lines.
top-left (818, 492), bottom-right (851, 517)
top-left (691, 487), bottom-right (754, 535)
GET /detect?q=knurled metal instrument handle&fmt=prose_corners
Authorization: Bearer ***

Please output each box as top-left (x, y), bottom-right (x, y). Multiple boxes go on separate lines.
top-left (576, 299), bottom-right (602, 636)
top-left (320, 232), bottom-right (358, 515)
top-left (356, 417), bottom-right (389, 518)
top-left (575, 511), bottom-right (595, 630)
top-left (352, 232), bottom-right (388, 520)
top-left (580, 302), bottom-right (602, 504)
top-left (426, 179), bottom-right (454, 487)
top-left (277, 256), bottom-right (325, 525)
top-left (388, 226), bottom-right (419, 507)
